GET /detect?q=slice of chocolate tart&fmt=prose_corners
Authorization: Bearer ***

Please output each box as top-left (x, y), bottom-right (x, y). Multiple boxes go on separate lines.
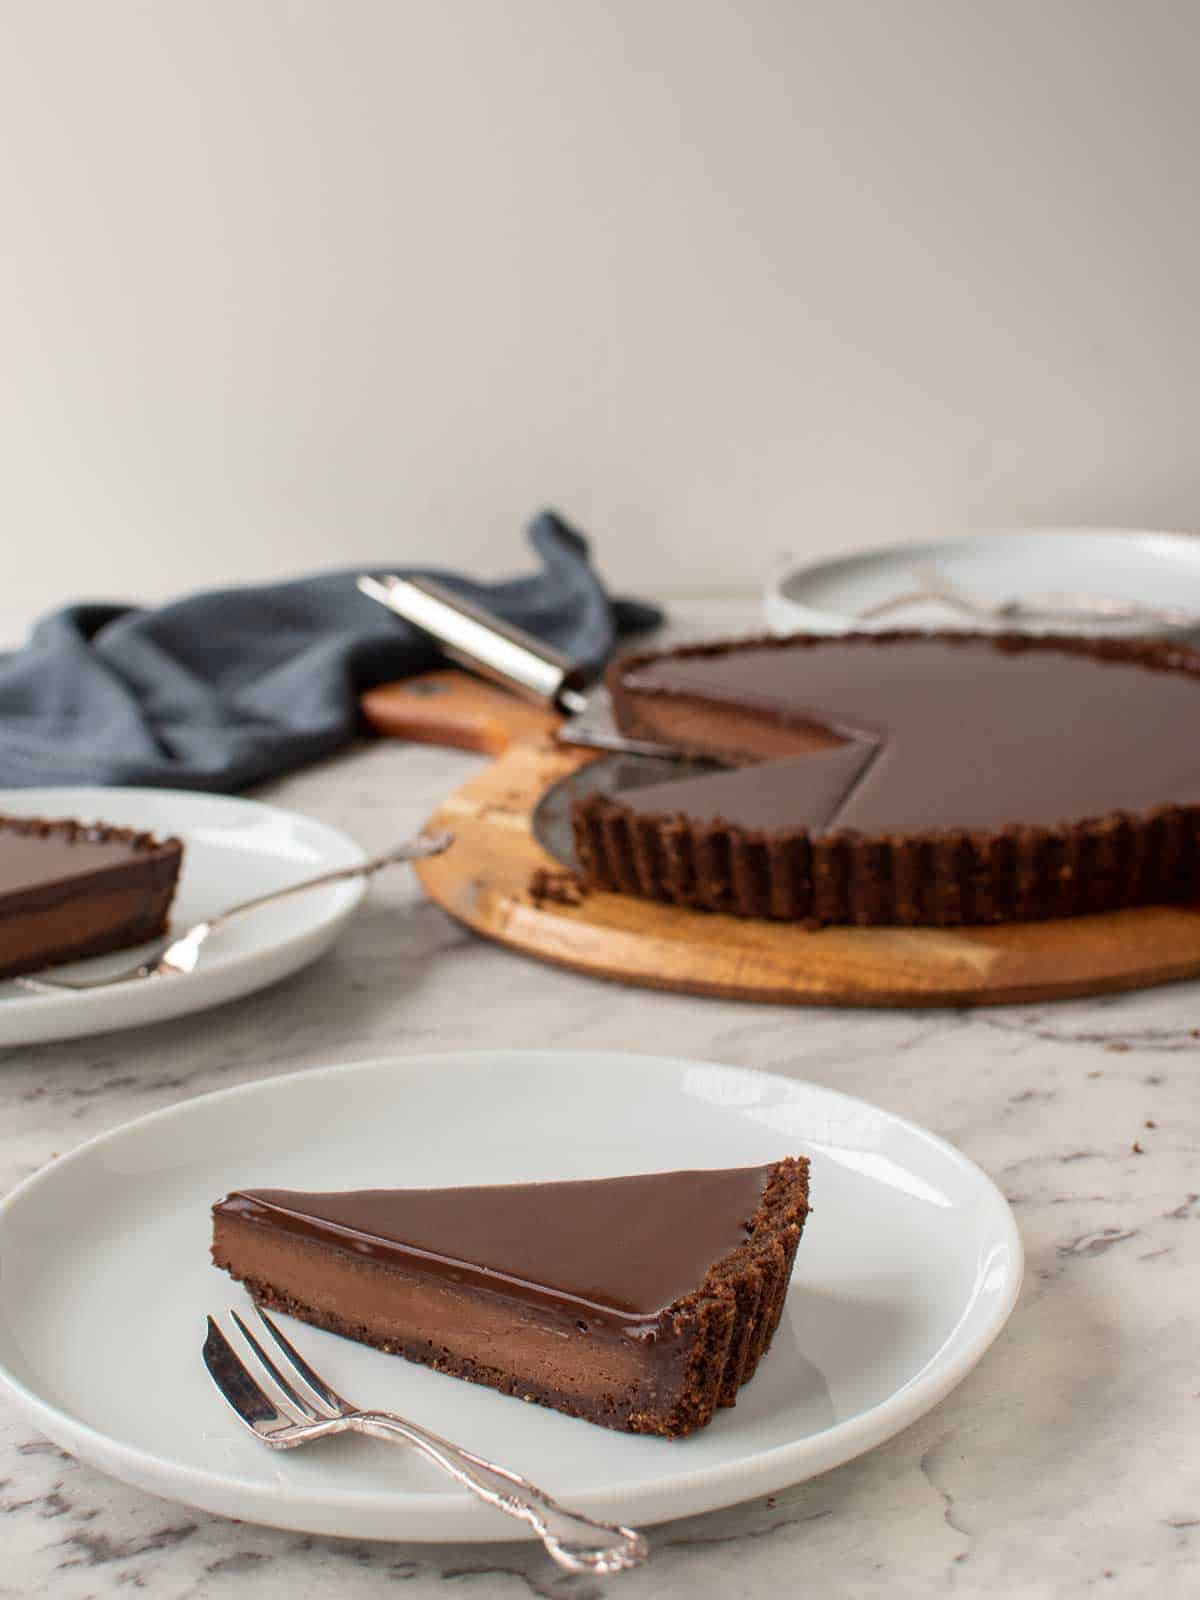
top-left (211, 1158), bottom-right (810, 1438)
top-left (0, 814), bottom-right (183, 979)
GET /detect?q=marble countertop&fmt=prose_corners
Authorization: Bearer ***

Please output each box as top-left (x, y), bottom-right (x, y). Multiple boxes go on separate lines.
top-left (3, 604), bottom-right (1199, 1600)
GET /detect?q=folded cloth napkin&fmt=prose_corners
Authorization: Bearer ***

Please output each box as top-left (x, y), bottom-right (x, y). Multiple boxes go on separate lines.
top-left (0, 510), bottom-right (662, 793)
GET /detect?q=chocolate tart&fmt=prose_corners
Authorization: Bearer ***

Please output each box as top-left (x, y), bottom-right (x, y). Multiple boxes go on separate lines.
top-left (0, 814), bottom-right (183, 978)
top-left (572, 631), bottom-right (1200, 927)
top-left (211, 1158), bottom-right (810, 1438)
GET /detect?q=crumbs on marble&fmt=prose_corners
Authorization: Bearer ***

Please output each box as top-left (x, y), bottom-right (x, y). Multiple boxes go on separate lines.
top-left (528, 868), bottom-right (587, 908)
top-left (1132, 1141), bottom-right (1145, 1155)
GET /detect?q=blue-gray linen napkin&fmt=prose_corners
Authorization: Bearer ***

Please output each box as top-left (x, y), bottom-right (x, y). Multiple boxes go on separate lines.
top-left (0, 510), bottom-right (661, 792)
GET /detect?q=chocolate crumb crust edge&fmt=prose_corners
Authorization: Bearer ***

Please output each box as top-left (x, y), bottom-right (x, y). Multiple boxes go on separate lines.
top-left (656, 1154), bottom-right (809, 1433)
top-left (0, 812), bottom-right (185, 859)
top-left (574, 630), bottom-right (1200, 927)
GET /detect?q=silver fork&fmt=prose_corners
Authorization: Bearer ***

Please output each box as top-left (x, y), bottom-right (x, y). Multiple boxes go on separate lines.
top-left (15, 831), bottom-right (453, 994)
top-left (914, 564), bottom-right (1200, 626)
top-left (857, 564), bottom-right (1198, 628)
top-left (203, 1304), bottom-right (648, 1576)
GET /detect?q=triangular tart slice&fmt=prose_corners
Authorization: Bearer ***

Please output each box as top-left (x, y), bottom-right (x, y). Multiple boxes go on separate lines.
top-left (211, 1159), bottom-right (810, 1437)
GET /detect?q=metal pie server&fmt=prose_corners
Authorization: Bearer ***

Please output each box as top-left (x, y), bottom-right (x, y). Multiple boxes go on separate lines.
top-left (357, 573), bottom-right (719, 869)
top-left (357, 572), bottom-right (684, 760)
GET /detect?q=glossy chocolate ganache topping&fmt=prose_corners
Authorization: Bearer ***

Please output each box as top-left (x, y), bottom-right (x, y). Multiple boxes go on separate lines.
top-left (215, 1165), bottom-right (776, 1329)
top-left (614, 634), bottom-right (1200, 834)
top-left (0, 816), bottom-right (178, 896)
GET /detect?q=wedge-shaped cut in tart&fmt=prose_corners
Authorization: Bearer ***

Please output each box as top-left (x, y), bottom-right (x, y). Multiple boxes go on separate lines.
top-left (211, 1159), bottom-right (810, 1437)
top-left (0, 814), bottom-right (183, 979)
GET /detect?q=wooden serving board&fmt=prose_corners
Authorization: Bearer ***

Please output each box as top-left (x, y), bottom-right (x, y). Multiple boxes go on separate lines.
top-left (362, 672), bottom-right (1200, 1007)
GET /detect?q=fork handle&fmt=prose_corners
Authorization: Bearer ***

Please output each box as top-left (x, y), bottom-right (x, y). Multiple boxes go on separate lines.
top-left (348, 1410), bottom-right (647, 1575)
top-left (204, 835), bottom-right (450, 932)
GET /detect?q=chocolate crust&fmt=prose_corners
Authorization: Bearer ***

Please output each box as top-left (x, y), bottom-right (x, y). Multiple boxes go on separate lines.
top-left (214, 1158), bottom-right (811, 1438)
top-left (685, 1154), bottom-right (809, 1420)
top-left (575, 631), bottom-right (1200, 927)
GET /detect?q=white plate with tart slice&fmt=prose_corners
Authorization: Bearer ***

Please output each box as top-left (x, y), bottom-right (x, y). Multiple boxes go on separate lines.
top-left (0, 786), bottom-right (365, 1046)
top-left (0, 1050), bottom-right (1022, 1541)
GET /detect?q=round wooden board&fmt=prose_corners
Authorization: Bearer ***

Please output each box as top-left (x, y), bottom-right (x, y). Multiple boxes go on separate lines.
top-left (412, 725), bottom-right (1200, 1009)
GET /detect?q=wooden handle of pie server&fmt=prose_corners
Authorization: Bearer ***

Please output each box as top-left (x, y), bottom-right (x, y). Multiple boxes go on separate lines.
top-left (360, 670), bottom-right (560, 756)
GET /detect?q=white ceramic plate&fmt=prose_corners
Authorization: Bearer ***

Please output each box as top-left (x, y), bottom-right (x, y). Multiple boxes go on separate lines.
top-left (0, 787), bottom-right (366, 1046)
top-left (764, 527), bottom-right (1200, 636)
top-left (0, 1051), bottom-right (1022, 1541)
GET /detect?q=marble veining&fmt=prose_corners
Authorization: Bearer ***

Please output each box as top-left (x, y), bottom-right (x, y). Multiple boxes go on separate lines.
top-left (2, 601), bottom-right (1198, 1597)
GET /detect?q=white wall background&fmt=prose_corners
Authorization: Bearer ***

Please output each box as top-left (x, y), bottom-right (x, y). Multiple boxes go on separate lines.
top-left (2, 0), bottom-right (1199, 616)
